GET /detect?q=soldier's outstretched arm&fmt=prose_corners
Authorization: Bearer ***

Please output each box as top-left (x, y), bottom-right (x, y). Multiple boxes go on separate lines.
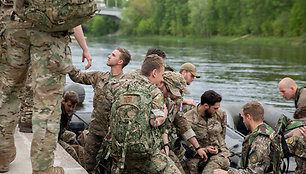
top-left (73, 25), bottom-right (92, 69)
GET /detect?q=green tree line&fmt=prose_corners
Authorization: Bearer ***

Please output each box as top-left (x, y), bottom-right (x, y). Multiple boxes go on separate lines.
top-left (84, 0), bottom-right (306, 37)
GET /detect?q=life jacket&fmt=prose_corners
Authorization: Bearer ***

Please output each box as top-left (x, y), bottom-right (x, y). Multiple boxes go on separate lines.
top-left (272, 114), bottom-right (306, 174)
top-left (13, 0), bottom-right (98, 32)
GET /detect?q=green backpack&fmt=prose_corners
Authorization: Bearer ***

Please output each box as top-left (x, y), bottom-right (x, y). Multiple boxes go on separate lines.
top-left (20, 0), bottom-right (98, 32)
top-left (110, 80), bottom-right (160, 171)
top-left (272, 114), bottom-right (306, 174)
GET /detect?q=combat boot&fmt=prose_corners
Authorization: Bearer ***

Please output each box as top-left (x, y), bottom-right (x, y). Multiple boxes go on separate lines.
top-left (32, 166), bottom-right (64, 174)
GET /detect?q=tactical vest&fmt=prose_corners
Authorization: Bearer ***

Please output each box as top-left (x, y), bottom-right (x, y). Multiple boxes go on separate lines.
top-left (14, 0), bottom-right (98, 32)
top-left (272, 114), bottom-right (306, 174)
top-left (295, 87), bottom-right (306, 108)
top-left (241, 123), bottom-right (274, 168)
top-left (110, 80), bottom-right (160, 171)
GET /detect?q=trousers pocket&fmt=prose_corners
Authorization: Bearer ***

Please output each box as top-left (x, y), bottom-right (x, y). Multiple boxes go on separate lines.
top-left (46, 41), bottom-right (73, 75)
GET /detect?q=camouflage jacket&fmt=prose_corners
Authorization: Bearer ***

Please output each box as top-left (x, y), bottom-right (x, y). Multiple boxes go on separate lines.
top-left (68, 66), bottom-right (123, 137)
top-left (286, 135), bottom-right (306, 174)
top-left (122, 69), bottom-right (141, 79)
top-left (185, 105), bottom-right (230, 157)
top-left (161, 97), bottom-right (195, 143)
top-left (295, 87), bottom-right (306, 108)
top-left (229, 123), bottom-right (274, 174)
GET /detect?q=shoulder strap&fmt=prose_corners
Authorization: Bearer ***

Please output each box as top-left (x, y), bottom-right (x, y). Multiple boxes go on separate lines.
top-left (295, 87), bottom-right (306, 108)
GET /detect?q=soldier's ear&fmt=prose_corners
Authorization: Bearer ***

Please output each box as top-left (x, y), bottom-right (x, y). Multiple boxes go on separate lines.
top-left (118, 59), bottom-right (124, 65)
top-left (203, 103), bottom-right (209, 109)
top-left (152, 69), bottom-right (157, 78)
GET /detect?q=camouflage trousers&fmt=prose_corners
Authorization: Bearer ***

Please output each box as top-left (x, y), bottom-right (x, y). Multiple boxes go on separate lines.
top-left (19, 66), bottom-right (34, 132)
top-left (111, 149), bottom-right (182, 174)
top-left (84, 129), bottom-right (105, 173)
top-left (0, 19), bottom-right (72, 171)
top-left (185, 153), bottom-right (230, 174)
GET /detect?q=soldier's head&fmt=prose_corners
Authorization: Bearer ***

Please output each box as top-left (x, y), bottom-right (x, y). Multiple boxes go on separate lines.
top-left (294, 104), bottom-right (306, 119)
top-left (200, 90), bottom-right (222, 117)
top-left (278, 77), bottom-right (298, 100)
top-left (179, 63), bottom-right (200, 85)
top-left (146, 48), bottom-right (166, 59)
top-left (62, 91), bottom-right (79, 116)
top-left (141, 54), bottom-right (165, 86)
top-left (241, 101), bottom-right (264, 131)
top-left (107, 47), bottom-right (131, 68)
top-left (161, 71), bottom-right (189, 100)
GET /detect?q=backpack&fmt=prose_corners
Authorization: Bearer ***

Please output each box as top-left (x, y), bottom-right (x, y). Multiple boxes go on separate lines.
top-left (272, 114), bottom-right (306, 174)
top-left (19, 0), bottom-right (98, 32)
top-left (110, 80), bottom-right (160, 171)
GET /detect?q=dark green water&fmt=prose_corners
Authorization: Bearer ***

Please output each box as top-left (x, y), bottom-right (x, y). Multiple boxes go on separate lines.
top-left (68, 38), bottom-right (306, 116)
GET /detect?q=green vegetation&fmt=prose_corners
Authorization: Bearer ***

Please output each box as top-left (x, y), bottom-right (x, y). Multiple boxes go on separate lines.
top-left (83, 0), bottom-right (306, 43)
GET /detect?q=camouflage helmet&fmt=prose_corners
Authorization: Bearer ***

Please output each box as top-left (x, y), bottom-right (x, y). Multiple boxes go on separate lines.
top-left (163, 71), bottom-right (190, 97)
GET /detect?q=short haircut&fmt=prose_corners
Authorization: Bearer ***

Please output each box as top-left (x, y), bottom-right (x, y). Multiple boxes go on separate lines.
top-left (141, 54), bottom-right (165, 77)
top-left (63, 91), bottom-right (79, 106)
top-left (146, 48), bottom-right (166, 59)
top-left (294, 104), bottom-right (306, 119)
top-left (179, 69), bottom-right (186, 74)
top-left (116, 47), bottom-right (131, 68)
top-left (201, 90), bottom-right (222, 105)
top-left (242, 101), bottom-right (264, 121)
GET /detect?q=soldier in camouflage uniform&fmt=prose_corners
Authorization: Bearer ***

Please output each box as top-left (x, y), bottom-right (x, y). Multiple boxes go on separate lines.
top-left (68, 47), bottom-right (131, 173)
top-left (57, 91), bottom-right (82, 165)
top-left (281, 105), bottom-right (306, 174)
top-left (159, 71), bottom-right (208, 174)
top-left (179, 63), bottom-right (201, 113)
top-left (0, 1), bottom-right (92, 173)
top-left (214, 101), bottom-right (274, 174)
top-left (102, 54), bottom-right (180, 173)
top-left (184, 90), bottom-right (230, 174)
top-left (278, 77), bottom-right (306, 109)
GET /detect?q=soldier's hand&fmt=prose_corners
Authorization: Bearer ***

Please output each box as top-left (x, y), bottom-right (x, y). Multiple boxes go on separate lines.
top-left (197, 148), bottom-right (208, 162)
top-left (161, 146), bottom-right (170, 156)
top-left (163, 104), bottom-right (168, 117)
top-left (82, 50), bottom-right (92, 70)
top-left (287, 128), bottom-right (302, 137)
top-left (213, 169), bottom-right (228, 174)
top-left (207, 146), bottom-right (218, 154)
top-left (299, 126), bottom-right (306, 141)
top-left (269, 131), bottom-right (275, 140)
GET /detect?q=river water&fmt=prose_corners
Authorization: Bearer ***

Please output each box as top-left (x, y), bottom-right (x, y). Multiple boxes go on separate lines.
top-left (67, 37), bottom-right (306, 116)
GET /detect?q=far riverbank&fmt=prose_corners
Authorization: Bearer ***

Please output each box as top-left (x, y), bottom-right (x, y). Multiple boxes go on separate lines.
top-left (85, 35), bottom-right (306, 47)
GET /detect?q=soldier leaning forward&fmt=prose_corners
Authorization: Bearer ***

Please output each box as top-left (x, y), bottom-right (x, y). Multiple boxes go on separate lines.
top-left (159, 71), bottom-right (208, 174)
top-left (229, 123), bottom-right (274, 174)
